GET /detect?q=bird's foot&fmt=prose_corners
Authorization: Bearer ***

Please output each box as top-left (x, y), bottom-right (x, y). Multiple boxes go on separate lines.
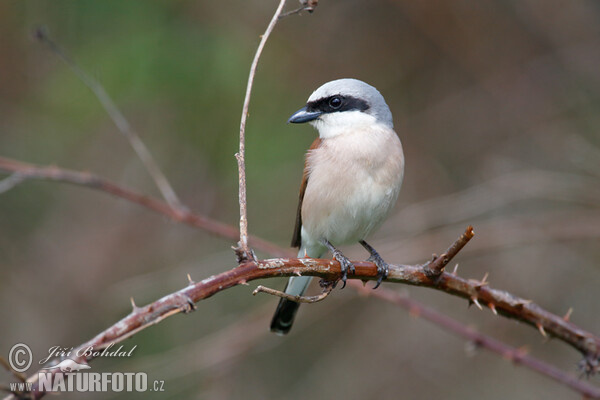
top-left (333, 249), bottom-right (355, 289)
top-left (322, 240), bottom-right (355, 289)
top-left (360, 240), bottom-right (389, 289)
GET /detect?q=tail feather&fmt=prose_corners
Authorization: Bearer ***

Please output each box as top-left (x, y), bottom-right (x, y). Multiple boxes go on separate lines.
top-left (270, 245), bottom-right (325, 335)
top-left (270, 276), bottom-right (312, 335)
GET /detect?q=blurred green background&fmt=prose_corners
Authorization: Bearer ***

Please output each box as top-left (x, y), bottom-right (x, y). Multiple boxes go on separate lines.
top-left (1, 0), bottom-right (600, 399)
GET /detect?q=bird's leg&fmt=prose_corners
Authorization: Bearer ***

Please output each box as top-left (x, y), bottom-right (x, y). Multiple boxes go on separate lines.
top-left (321, 239), bottom-right (355, 289)
top-left (359, 240), bottom-right (388, 289)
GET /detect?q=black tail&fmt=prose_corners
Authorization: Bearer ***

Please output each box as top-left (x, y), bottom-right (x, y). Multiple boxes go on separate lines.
top-left (270, 298), bottom-right (301, 335)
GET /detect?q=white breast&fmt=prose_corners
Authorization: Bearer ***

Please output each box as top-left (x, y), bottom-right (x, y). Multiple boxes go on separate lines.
top-left (300, 124), bottom-right (404, 251)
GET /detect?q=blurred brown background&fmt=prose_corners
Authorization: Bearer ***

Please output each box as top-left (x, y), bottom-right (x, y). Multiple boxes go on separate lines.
top-left (1, 1), bottom-right (599, 399)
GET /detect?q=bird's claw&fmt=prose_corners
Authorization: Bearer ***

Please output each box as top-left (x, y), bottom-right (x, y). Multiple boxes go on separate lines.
top-left (333, 249), bottom-right (354, 289)
top-left (367, 251), bottom-right (388, 289)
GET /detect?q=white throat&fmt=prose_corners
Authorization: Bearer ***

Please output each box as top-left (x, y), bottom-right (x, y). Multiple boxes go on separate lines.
top-left (310, 111), bottom-right (391, 139)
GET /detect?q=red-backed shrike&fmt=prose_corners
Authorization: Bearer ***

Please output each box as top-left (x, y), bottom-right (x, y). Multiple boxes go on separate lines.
top-left (271, 79), bottom-right (404, 334)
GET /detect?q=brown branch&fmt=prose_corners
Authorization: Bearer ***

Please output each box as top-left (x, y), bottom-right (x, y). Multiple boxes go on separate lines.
top-left (0, 156), bottom-right (288, 258)
top-left (2, 156), bottom-right (599, 366)
top-left (9, 245), bottom-right (600, 399)
top-left (2, 156), bottom-right (599, 364)
top-left (391, 251), bottom-right (600, 361)
top-left (2, 4), bottom-right (594, 399)
top-left (424, 225), bottom-right (474, 277)
top-left (0, 173), bottom-right (26, 194)
top-left (34, 28), bottom-right (184, 210)
top-left (0, 171), bottom-right (596, 399)
top-left (234, 0), bottom-right (289, 263)
top-left (352, 283), bottom-right (600, 399)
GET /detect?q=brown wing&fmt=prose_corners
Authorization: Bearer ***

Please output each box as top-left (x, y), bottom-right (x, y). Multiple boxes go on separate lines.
top-left (291, 138), bottom-right (322, 248)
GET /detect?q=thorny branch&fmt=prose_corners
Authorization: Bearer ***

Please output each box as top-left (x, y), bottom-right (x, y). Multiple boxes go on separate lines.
top-left (2, 0), bottom-right (599, 398)
top-left (424, 226), bottom-right (474, 277)
top-left (234, 0), bottom-right (290, 263)
top-left (1, 156), bottom-right (600, 397)
top-left (2, 156), bottom-right (599, 368)
top-left (0, 156), bottom-right (287, 258)
top-left (353, 283), bottom-right (600, 399)
top-left (3, 229), bottom-right (600, 399)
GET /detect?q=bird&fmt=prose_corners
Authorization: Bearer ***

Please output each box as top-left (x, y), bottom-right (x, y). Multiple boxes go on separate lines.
top-left (270, 78), bottom-right (405, 335)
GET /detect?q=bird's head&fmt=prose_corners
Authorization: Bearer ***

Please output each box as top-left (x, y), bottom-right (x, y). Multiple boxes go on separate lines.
top-left (288, 78), bottom-right (393, 139)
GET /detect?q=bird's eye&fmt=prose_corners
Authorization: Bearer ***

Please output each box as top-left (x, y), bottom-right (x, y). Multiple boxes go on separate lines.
top-left (329, 96), bottom-right (342, 109)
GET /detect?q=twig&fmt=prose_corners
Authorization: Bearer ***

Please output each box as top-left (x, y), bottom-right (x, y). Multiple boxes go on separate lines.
top-left (279, 5), bottom-right (314, 18)
top-left (2, 156), bottom-right (599, 364)
top-left (0, 173), bottom-right (26, 194)
top-left (8, 245), bottom-right (600, 399)
top-left (0, 4), bottom-right (592, 399)
top-left (352, 283), bottom-right (600, 399)
top-left (234, 0), bottom-right (288, 263)
top-left (279, 0), bottom-right (319, 18)
top-left (279, 7), bottom-right (307, 18)
top-left (0, 156), bottom-right (288, 257)
top-left (1, 161), bottom-right (598, 396)
top-left (2, 156), bottom-right (599, 363)
top-left (34, 28), bottom-right (184, 210)
top-left (253, 283), bottom-right (333, 303)
top-left (424, 225), bottom-right (474, 277)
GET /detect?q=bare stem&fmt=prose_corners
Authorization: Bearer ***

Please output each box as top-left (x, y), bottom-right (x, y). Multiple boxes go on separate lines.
top-left (425, 225), bottom-right (474, 277)
top-left (34, 28), bottom-right (183, 210)
top-left (7, 247), bottom-right (600, 399)
top-left (2, 155), bottom-right (599, 367)
top-left (353, 283), bottom-right (600, 399)
top-left (0, 173), bottom-right (26, 194)
top-left (235, 0), bottom-right (288, 262)
top-left (2, 156), bottom-right (599, 365)
top-left (0, 156), bottom-right (288, 257)
top-left (253, 283), bottom-right (333, 303)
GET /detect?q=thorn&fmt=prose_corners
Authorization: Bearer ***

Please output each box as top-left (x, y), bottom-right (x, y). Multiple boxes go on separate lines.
top-left (355, 282), bottom-right (369, 296)
top-left (476, 282), bottom-right (488, 289)
top-left (130, 297), bottom-right (138, 310)
top-left (563, 307), bottom-right (573, 322)
top-left (489, 303), bottom-right (498, 315)
top-left (452, 263), bottom-right (459, 275)
top-left (469, 276), bottom-right (489, 289)
top-left (481, 272), bottom-right (489, 285)
top-left (536, 323), bottom-right (547, 338)
top-left (303, 248), bottom-right (307, 257)
top-left (187, 273), bottom-right (194, 285)
top-left (471, 297), bottom-right (483, 310)
top-left (239, 279), bottom-right (249, 286)
top-left (294, 269), bottom-right (302, 276)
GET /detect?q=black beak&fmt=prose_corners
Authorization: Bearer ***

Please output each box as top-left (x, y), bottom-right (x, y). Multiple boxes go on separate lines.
top-left (287, 106), bottom-right (322, 124)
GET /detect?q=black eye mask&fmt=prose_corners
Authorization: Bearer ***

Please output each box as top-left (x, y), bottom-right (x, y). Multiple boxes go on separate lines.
top-left (306, 95), bottom-right (370, 114)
